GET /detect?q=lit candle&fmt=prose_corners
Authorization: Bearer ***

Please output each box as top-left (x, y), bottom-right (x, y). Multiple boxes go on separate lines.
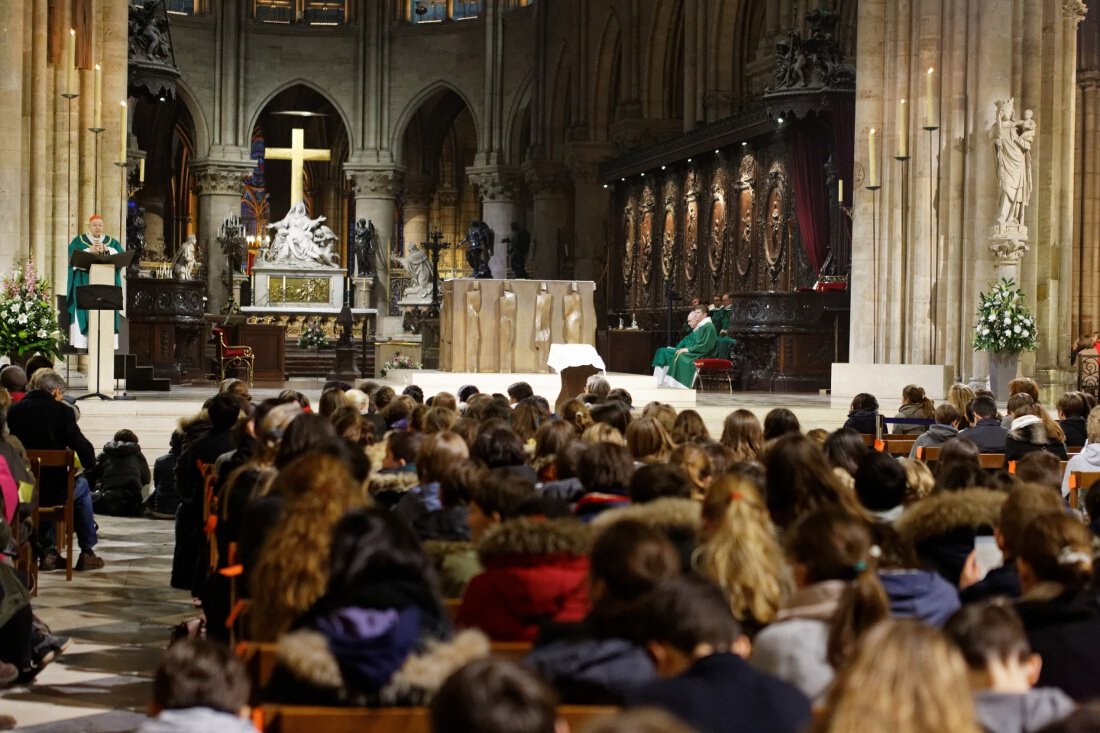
top-left (838, 179), bottom-right (844, 203)
top-left (66, 29), bottom-right (76, 96)
top-left (897, 99), bottom-right (909, 158)
top-left (868, 128), bottom-right (878, 187)
top-left (93, 64), bottom-right (102, 129)
top-left (925, 67), bottom-right (938, 128)
top-left (119, 101), bottom-right (127, 162)
top-left (139, 157), bottom-right (145, 182)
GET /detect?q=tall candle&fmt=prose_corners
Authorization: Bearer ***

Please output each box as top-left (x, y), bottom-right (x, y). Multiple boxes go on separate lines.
top-left (868, 128), bottom-right (878, 187)
top-left (119, 101), bottom-right (127, 162)
top-left (139, 157), bottom-right (145, 183)
top-left (925, 67), bottom-right (938, 128)
top-left (897, 99), bottom-right (909, 158)
top-left (838, 179), bottom-right (844, 203)
top-left (66, 29), bottom-right (76, 96)
top-left (93, 64), bottom-right (102, 129)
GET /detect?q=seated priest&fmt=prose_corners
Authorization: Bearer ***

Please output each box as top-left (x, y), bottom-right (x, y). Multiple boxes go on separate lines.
top-left (652, 305), bottom-right (718, 389)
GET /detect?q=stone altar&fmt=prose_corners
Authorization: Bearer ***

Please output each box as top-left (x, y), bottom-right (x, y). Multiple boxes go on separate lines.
top-left (440, 279), bottom-right (596, 373)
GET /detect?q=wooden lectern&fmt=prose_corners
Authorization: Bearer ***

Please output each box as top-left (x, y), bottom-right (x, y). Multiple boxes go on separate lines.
top-left (70, 249), bottom-right (133, 399)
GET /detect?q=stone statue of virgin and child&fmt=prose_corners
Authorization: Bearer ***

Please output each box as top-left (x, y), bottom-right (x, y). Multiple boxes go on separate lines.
top-left (989, 97), bottom-right (1035, 228)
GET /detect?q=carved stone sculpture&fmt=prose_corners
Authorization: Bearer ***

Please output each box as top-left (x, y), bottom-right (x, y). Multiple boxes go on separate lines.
top-left (263, 201), bottom-right (340, 268)
top-left (353, 218), bottom-right (375, 277)
top-left (459, 220), bottom-right (494, 278)
top-left (400, 242), bottom-right (434, 300)
top-left (172, 235), bottom-right (197, 280)
top-left (990, 98), bottom-right (1034, 227)
top-left (499, 284), bottom-right (517, 372)
top-left (623, 198), bottom-right (636, 285)
top-left (534, 283), bottom-right (553, 371)
top-left (563, 282), bottom-right (582, 344)
top-left (466, 282), bottom-right (482, 372)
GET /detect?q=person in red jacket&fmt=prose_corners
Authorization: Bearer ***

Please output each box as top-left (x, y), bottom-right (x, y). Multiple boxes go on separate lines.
top-left (456, 517), bottom-right (591, 641)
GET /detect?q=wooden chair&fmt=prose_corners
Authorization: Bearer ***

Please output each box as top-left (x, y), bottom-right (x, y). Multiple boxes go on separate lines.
top-left (238, 642), bottom-right (280, 705)
top-left (916, 445), bottom-right (941, 465)
top-left (1069, 471), bottom-right (1100, 510)
top-left (979, 453), bottom-right (1006, 469)
top-left (14, 456), bottom-right (40, 593)
top-left (259, 705), bottom-right (618, 733)
top-left (692, 357), bottom-right (736, 394)
top-left (212, 325), bottom-right (254, 385)
top-left (27, 449), bottom-right (76, 583)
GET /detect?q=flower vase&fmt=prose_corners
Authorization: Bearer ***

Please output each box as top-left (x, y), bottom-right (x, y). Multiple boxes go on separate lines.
top-left (5, 352), bottom-right (25, 369)
top-left (988, 350), bottom-right (1020, 402)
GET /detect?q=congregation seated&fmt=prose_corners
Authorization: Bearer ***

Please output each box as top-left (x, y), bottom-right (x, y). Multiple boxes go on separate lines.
top-left (842, 392), bottom-right (880, 435)
top-left (892, 384), bottom-right (934, 435)
top-left (1005, 404), bottom-right (1068, 462)
top-left (1056, 391), bottom-right (1093, 446)
top-left (908, 403), bottom-right (962, 459)
top-left (1061, 404), bottom-right (1100, 498)
top-left (960, 395), bottom-right (1009, 453)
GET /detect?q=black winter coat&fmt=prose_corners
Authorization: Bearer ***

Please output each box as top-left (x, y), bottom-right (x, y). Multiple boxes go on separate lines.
top-left (150, 452), bottom-right (179, 515)
top-left (171, 427), bottom-right (235, 591)
top-left (87, 440), bottom-right (150, 516)
top-left (6, 390), bottom-right (96, 506)
top-left (1016, 589), bottom-right (1100, 701)
top-left (1004, 422), bottom-right (1068, 463)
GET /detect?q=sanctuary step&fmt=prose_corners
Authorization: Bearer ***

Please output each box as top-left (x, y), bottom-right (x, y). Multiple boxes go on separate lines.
top-left (282, 343), bottom-right (374, 380)
top-left (114, 352), bottom-right (171, 391)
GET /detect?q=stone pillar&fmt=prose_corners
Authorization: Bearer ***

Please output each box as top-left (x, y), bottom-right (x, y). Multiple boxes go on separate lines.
top-left (1076, 71), bottom-right (1100, 335)
top-left (0, 0), bottom-right (24, 275)
top-left (564, 143), bottom-right (614, 282)
top-left (468, 166), bottom-right (523, 279)
top-left (524, 160), bottom-right (569, 280)
top-left (402, 174), bottom-right (434, 255)
top-left (347, 165), bottom-right (400, 311)
top-left (191, 160), bottom-right (252, 315)
top-left (436, 186), bottom-right (460, 275)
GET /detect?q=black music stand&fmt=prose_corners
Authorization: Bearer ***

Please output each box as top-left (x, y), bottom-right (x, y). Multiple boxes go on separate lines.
top-left (70, 249), bottom-right (134, 401)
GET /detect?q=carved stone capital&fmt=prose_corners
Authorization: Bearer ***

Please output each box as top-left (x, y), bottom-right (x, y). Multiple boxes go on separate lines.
top-left (467, 166), bottom-right (524, 203)
top-left (190, 160), bottom-right (253, 196)
top-left (1064, 0), bottom-right (1087, 24)
top-left (563, 142), bottom-right (616, 184)
top-left (989, 237), bottom-right (1030, 263)
top-left (523, 159), bottom-right (568, 198)
top-left (402, 174), bottom-right (436, 208)
top-left (346, 166), bottom-right (402, 199)
top-left (435, 185), bottom-right (459, 207)
top-left (1079, 70), bottom-right (1100, 91)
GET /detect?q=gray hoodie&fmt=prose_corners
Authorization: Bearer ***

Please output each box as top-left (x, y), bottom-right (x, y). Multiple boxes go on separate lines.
top-left (137, 708), bottom-right (256, 733)
top-left (973, 688), bottom-right (1076, 733)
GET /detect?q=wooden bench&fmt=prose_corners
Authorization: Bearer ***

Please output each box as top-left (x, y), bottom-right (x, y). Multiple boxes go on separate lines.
top-left (979, 453), bottom-right (1006, 469)
top-left (259, 704), bottom-right (618, 733)
top-left (1069, 471), bottom-right (1100, 510)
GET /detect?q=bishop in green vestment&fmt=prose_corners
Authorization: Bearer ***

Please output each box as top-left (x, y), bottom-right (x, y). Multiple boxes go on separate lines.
top-left (67, 214), bottom-right (122, 349)
top-left (652, 307), bottom-right (718, 388)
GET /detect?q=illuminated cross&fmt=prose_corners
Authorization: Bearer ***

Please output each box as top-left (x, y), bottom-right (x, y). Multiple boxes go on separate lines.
top-left (265, 128), bottom-right (331, 208)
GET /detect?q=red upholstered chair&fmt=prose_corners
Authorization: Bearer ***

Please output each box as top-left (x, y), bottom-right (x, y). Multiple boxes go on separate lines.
top-left (212, 325), bottom-right (254, 385)
top-left (693, 357), bottom-right (736, 394)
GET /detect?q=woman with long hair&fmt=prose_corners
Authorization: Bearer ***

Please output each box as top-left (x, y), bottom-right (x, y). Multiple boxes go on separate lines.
top-left (696, 477), bottom-right (793, 633)
top-left (751, 507), bottom-right (889, 701)
top-left (560, 398), bottom-right (593, 436)
top-left (823, 428), bottom-right (868, 487)
top-left (764, 408), bottom-right (801, 441)
top-left (1005, 403), bottom-right (1069, 462)
top-left (947, 383), bottom-right (977, 429)
top-left (814, 619), bottom-right (981, 733)
top-left (893, 384), bottom-right (935, 435)
top-left (249, 453), bottom-right (367, 641)
top-left (532, 419), bottom-right (576, 483)
top-left (671, 409), bottom-right (710, 445)
top-left (626, 417), bottom-right (677, 466)
top-left (763, 433), bottom-right (869, 532)
top-left (719, 409), bottom-right (763, 462)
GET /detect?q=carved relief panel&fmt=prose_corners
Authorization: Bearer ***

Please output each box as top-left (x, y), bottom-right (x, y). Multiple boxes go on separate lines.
top-left (735, 155), bottom-right (756, 279)
top-left (709, 167), bottom-right (728, 284)
top-left (764, 161), bottom-right (788, 284)
top-left (638, 182), bottom-right (656, 286)
top-left (660, 179), bottom-right (678, 280)
top-left (623, 195), bottom-right (636, 286)
top-left (683, 169), bottom-right (700, 282)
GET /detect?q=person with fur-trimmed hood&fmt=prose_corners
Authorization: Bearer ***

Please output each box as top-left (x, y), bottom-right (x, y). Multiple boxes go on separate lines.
top-left (895, 487), bottom-right (1007, 587)
top-left (456, 516), bottom-right (592, 642)
top-left (370, 431), bottom-right (423, 509)
top-left (1004, 405), bottom-right (1068, 463)
top-left (267, 508), bottom-right (489, 706)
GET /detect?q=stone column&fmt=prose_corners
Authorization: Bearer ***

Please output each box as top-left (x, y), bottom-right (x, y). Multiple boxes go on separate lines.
top-left (346, 165), bottom-right (400, 311)
top-left (0, 0), bottom-right (24, 275)
top-left (564, 143), bottom-right (615, 282)
top-left (436, 186), bottom-right (460, 275)
top-left (468, 165), bottom-right (523, 279)
top-left (191, 160), bottom-right (252, 315)
top-left (524, 160), bottom-right (569, 280)
top-left (1076, 70), bottom-right (1100, 335)
top-left (402, 174), bottom-right (435, 255)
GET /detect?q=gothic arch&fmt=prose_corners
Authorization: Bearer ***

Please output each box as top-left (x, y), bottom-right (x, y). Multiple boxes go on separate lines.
top-left (505, 71), bottom-right (534, 164)
top-left (708, 0), bottom-right (740, 105)
top-left (391, 80), bottom-right (482, 166)
top-left (173, 77), bottom-right (211, 159)
top-left (592, 8), bottom-right (622, 139)
top-left (645, 0), bottom-right (683, 118)
top-left (548, 42), bottom-right (572, 157)
top-left (246, 78), bottom-right (356, 153)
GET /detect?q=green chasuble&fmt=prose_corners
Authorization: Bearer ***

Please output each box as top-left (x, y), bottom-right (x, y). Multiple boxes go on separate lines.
top-left (711, 307), bottom-right (730, 333)
top-left (67, 234), bottom-right (123, 338)
top-left (651, 318), bottom-right (719, 387)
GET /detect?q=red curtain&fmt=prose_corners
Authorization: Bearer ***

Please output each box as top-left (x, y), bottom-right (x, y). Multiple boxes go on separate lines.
top-left (791, 119), bottom-right (830, 274)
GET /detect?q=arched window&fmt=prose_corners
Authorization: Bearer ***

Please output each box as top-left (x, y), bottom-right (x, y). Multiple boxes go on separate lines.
top-left (253, 0), bottom-right (347, 25)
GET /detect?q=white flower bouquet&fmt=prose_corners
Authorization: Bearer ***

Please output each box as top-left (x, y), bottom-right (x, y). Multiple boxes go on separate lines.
top-left (380, 351), bottom-right (422, 378)
top-left (972, 278), bottom-right (1038, 353)
top-left (297, 321), bottom-right (330, 351)
top-left (0, 258), bottom-right (63, 360)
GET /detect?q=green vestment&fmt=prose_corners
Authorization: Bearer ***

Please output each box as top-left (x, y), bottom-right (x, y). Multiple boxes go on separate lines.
top-left (651, 319), bottom-right (719, 387)
top-left (67, 233), bottom-right (122, 337)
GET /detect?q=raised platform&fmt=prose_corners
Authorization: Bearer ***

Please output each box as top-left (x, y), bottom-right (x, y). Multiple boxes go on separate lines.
top-left (831, 363), bottom-right (956, 400)
top-left (386, 369), bottom-right (698, 408)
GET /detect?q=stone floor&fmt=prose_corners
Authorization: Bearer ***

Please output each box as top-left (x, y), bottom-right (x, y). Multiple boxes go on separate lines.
top-left (0, 516), bottom-right (193, 732)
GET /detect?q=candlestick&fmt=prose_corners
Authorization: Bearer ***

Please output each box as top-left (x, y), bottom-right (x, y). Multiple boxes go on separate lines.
top-left (93, 64), bottom-right (102, 129)
top-left (896, 99), bottom-right (909, 159)
top-left (119, 101), bottom-right (127, 162)
top-left (65, 29), bottom-right (76, 97)
top-left (925, 67), bottom-right (938, 129)
top-left (838, 179), bottom-right (844, 203)
top-left (138, 157), bottom-right (145, 183)
top-left (868, 128), bottom-right (878, 188)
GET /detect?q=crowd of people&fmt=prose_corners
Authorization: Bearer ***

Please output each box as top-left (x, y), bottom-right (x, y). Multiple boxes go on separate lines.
top-left (3, 365), bottom-right (1100, 732)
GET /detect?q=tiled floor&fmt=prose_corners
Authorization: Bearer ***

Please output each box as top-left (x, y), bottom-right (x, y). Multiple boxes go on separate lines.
top-left (0, 516), bottom-right (194, 732)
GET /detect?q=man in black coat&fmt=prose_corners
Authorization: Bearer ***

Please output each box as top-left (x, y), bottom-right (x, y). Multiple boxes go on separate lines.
top-left (170, 393), bottom-right (241, 592)
top-left (7, 370), bottom-right (104, 570)
top-left (960, 395), bottom-right (1009, 453)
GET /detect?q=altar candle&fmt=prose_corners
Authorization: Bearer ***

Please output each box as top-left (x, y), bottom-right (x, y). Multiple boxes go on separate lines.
top-left (66, 29), bottom-right (76, 96)
top-left (119, 101), bottom-right (127, 162)
top-left (838, 179), bottom-right (844, 203)
top-left (93, 64), bottom-right (102, 128)
top-left (897, 99), bottom-right (909, 158)
top-left (925, 67), bottom-right (938, 128)
top-left (868, 128), bottom-right (878, 187)
top-left (139, 157), bottom-right (145, 182)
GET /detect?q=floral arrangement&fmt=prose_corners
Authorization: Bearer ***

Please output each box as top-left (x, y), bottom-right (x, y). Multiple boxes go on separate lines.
top-left (380, 351), bottom-right (423, 378)
top-left (0, 258), bottom-right (62, 360)
top-left (297, 321), bottom-right (330, 351)
top-left (972, 278), bottom-right (1038, 353)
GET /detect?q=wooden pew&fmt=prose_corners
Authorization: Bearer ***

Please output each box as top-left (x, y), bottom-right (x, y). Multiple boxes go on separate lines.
top-left (978, 453), bottom-right (1006, 469)
top-left (916, 446), bottom-right (941, 465)
top-left (259, 704), bottom-right (619, 733)
top-left (1069, 471), bottom-right (1100, 510)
